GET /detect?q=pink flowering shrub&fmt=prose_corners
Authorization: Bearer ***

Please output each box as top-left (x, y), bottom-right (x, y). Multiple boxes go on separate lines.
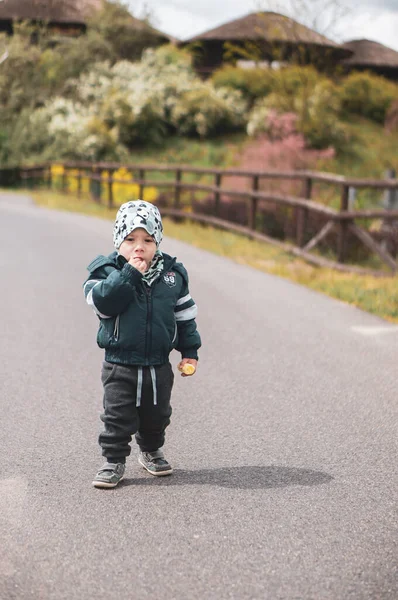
top-left (264, 110), bottom-right (298, 140)
top-left (190, 115), bottom-right (337, 241)
top-left (219, 127), bottom-right (336, 213)
top-left (246, 109), bottom-right (335, 172)
top-left (247, 79), bottom-right (350, 153)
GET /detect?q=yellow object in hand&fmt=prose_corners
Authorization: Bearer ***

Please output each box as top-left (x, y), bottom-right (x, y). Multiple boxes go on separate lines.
top-left (179, 363), bottom-right (196, 375)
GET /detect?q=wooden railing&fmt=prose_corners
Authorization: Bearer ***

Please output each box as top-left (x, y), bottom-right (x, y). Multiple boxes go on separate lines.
top-left (18, 161), bottom-right (398, 276)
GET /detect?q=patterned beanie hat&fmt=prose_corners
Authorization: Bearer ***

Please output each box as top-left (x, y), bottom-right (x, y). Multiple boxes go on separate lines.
top-left (113, 200), bottom-right (163, 249)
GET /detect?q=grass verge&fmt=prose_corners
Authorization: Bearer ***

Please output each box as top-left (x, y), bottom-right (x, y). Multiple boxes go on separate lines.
top-left (31, 189), bottom-right (398, 323)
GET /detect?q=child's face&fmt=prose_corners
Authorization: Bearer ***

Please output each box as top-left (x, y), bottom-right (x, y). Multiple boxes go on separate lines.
top-left (119, 227), bottom-right (157, 268)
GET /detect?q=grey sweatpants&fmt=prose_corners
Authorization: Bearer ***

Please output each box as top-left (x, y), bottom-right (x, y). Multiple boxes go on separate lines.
top-left (99, 361), bottom-right (174, 459)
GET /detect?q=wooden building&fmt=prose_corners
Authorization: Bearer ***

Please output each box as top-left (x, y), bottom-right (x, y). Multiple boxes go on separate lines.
top-left (342, 39), bottom-right (398, 81)
top-left (0, 0), bottom-right (102, 36)
top-left (181, 11), bottom-right (352, 77)
top-left (0, 0), bottom-right (171, 45)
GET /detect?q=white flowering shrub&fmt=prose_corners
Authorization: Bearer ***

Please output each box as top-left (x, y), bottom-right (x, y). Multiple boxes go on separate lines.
top-left (7, 98), bottom-right (127, 163)
top-left (68, 47), bottom-right (202, 145)
top-left (17, 46), bottom-right (248, 161)
top-left (247, 102), bottom-right (271, 137)
top-left (30, 99), bottom-right (124, 161)
top-left (171, 85), bottom-right (247, 137)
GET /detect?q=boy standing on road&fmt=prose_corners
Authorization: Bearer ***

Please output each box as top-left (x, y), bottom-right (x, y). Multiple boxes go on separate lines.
top-left (84, 200), bottom-right (201, 489)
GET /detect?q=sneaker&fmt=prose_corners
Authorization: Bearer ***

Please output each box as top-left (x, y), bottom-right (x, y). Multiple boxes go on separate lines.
top-left (138, 449), bottom-right (173, 476)
top-left (92, 462), bottom-right (125, 488)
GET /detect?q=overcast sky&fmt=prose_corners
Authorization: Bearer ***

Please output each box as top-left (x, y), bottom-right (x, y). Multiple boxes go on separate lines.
top-left (130, 0), bottom-right (398, 52)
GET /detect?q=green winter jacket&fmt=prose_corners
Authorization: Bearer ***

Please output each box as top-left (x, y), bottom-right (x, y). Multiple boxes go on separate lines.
top-left (84, 251), bottom-right (201, 366)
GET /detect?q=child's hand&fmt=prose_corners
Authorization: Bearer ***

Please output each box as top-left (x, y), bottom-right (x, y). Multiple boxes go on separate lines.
top-left (129, 256), bottom-right (147, 273)
top-left (177, 359), bottom-right (197, 377)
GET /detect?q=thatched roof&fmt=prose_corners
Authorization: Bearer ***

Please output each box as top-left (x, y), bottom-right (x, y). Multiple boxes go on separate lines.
top-left (185, 11), bottom-right (343, 49)
top-left (342, 39), bottom-right (398, 68)
top-left (0, 0), bottom-right (172, 41)
top-left (0, 0), bottom-right (101, 24)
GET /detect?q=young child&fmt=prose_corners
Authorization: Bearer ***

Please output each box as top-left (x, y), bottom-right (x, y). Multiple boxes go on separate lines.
top-left (84, 200), bottom-right (201, 489)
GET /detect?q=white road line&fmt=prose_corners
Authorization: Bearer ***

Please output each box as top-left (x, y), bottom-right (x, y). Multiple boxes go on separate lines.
top-left (351, 325), bottom-right (398, 336)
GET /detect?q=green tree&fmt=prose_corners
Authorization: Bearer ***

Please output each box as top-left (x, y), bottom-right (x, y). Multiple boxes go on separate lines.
top-left (88, 1), bottom-right (168, 61)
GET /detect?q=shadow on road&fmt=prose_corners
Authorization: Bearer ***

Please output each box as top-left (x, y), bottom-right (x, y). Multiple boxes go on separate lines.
top-left (123, 465), bottom-right (333, 489)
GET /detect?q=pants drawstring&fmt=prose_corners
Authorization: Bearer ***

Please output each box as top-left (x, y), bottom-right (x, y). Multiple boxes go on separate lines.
top-left (150, 366), bottom-right (157, 406)
top-left (136, 367), bottom-right (157, 407)
top-left (136, 367), bottom-right (143, 407)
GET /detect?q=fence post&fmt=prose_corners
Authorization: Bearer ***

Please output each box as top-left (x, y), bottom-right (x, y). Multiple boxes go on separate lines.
top-left (47, 165), bottom-right (52, 190)
top-left (174, 169), bottom-right (182, 209)
top-left (248, 175), bottom-right (259, 230)
top-left (383, 169), bottom-right (397, 210)
top-left (214, 172), bottom-right (222, 217)
top-left (381, 168), bottom-right (398, 255)
top-left (91, 165), bottom-right (101, 202)
top-left (348, 186), bottom-right (356, 210)
top-left (296, 176), bottom-right (312, 247)
top-left (107, 169), bottom-right (114, 209)
top-left (77, 168), bottom-right (82, 198)
top-left (61, 165), bottom-right (67, 192)
top-left (25, 169), bottom-right (32, 189)
top-left (139, 169), bottom-right (145, 199)
top-left (337, 184), bottom-right (349, 262)
top-left (303, 176), bottom-right (312, 200)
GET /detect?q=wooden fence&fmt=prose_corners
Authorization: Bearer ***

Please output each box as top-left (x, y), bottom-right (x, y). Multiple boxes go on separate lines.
top-left (18, 161), bottom-right (398, 276)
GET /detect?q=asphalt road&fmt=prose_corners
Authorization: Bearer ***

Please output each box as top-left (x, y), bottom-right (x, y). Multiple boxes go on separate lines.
top-left (1, 193), bottom-right (397, 600)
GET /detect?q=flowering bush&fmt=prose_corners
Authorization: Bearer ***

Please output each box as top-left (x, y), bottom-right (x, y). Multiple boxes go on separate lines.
top-left (299, 81), bottom-right (349, 151)
top-left (247, 79), bottom-right (349, 153)
top-left (106, 167), bottom-right (158, 204)
top-left (75, 49), bottom-right (247, 140)
top-left (26, 98), bottom-right (125, 161)
top-left (16, 46), bottom-right (247, 161)
top-left (171, 85), bottom-right (247, 137)
top-left (247, 108), bottom-right (298, 139)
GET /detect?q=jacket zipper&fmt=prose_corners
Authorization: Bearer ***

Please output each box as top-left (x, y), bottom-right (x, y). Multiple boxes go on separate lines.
top-left (144, 285), bottom-right (152, 365)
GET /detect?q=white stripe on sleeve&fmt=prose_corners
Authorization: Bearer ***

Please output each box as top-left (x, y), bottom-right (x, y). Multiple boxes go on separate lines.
top-left (176, 293), bottom-right (192, 306)
top-left (86, 284), bottom-right (112, 319)
top-left (83, 279), bottom-right (100, 294)
top-left (175, 304), bottom-right (198, 322)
